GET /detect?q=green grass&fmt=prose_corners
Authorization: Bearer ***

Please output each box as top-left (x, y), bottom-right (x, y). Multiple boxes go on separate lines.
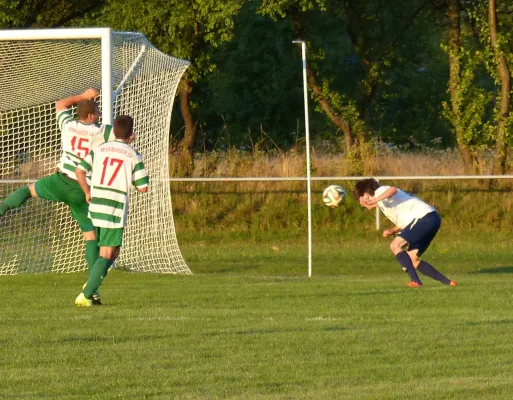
top-left (2, 231), bottom-right (513, 399)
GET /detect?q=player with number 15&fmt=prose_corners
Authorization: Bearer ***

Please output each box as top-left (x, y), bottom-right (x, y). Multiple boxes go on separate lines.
top-left (0, 89), bottom-right (114, 302)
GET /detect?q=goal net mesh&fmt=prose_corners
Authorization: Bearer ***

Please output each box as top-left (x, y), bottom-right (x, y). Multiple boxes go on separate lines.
top-left (0, 32), bottom-right (191, 275)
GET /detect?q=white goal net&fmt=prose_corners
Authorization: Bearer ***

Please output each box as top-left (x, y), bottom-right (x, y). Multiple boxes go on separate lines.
top-left (0, 29), bottom-right (192, 275)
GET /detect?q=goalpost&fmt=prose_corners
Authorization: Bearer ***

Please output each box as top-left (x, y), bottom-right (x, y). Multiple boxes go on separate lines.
top-left (0, 28), bottom-right (192, 275)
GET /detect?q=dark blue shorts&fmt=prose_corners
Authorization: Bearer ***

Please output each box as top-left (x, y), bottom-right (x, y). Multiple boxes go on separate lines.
top-left (398, 211), bottom-right (441, 256)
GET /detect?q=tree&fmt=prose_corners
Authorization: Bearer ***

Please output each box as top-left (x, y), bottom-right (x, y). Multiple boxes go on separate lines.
top-left (259, 0), bottom-right (437, 156)
top-left (202, 2), bottom-right (305, 151)
top-left (446, 0), bottom-right (473, 169)
top-left (0, 0), bottom-right (104, 28)
top-left (88, 0), bottom-right (244, 174)
top-left (259, 0), bottom-right (357, 153)
top-left (488, 0), bottom-right (511, 175)
top-left (441, 0), bottom-right (491, 172)
top-left (459, 0), bottom-right (513, 175)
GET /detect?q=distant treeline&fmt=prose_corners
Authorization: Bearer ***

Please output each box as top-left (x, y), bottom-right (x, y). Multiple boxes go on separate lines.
top-left (1, 0), bottom-right (512, 174)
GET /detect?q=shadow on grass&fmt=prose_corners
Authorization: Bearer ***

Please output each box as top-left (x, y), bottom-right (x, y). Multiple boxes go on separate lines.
top-left (472, 266), bottom-right (513, 274)
top-left (462, 319), bottom-right (513, 327)
top-left (202, 263), bottom-right (306, 275)
top-left (208, 264), bottom-right (268, 274)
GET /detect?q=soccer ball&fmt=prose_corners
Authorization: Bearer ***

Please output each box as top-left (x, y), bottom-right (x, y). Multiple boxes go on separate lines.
top-left (322, 184), bottom-right (346, 208)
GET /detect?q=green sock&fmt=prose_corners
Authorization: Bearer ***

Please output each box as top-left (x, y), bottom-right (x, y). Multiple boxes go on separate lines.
top-left (83, 257), bottom-right (109, 299)
top-left (0, 186), bottom-right (31, 215)
top-left (85, 240), bottom-right (99, 275)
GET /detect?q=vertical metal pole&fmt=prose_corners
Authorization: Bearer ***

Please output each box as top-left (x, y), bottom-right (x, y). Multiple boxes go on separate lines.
top-left (293, 40), bottom-right (313, 277)
top-left (375, 203), bottom-right (380, 230)
top-left (375, 178), bottom-right (380, 230)
top-left (101, 28), bottom-right (113, 125)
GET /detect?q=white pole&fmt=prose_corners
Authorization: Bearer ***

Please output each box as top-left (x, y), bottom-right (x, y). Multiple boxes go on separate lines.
top-left (0, 27), bottom-right (114, 40)
top-left (0, 27), bottom-right (115, 125)
top-left (114, 45), bottom-right (147, 99)
top-left (375, 178), bottom-right (380, 231)
top-left (375, 202), bottom-right (380, 230)
top-left (101, 28), bottom-right (113, 125)
top-left (293, 40), bottom-right (313, 278)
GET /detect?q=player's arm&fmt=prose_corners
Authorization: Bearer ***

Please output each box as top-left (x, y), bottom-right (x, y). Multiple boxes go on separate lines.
top-left (359, 197), bottom-right (378, 210)
top-left (55, 88), bottom-right (99, 113)
top-left (383, 226), bottom-right (401, 238)
top-left (76, 152), bottom-right (94, 203)
top-left (75, 167), bottom-right (91, 203)
top-left (359, 199), bottom-right (376, 210)
top-left (365, 187), bottom-right (397, 206)
top-left (359, 194), bottom-right (379, 210)
top-left (132, 154), bottom-right (149, 194)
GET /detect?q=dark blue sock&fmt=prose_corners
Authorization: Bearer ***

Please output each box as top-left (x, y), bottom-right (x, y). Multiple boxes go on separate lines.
top-left (417, 261), bottom-right (451, 285)
top-left (395, 251), bottom-right (422, 284)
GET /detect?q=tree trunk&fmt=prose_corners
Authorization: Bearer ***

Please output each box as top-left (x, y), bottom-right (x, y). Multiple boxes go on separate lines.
top-left (179, 78), bottom-right (197, 175)
top-left (489, 0), bottom-right (511, 176)
top-left (292, 15), bottom-right (354, 153)
top-left (305, 65), bottom-right (353, 153)
top-left (448, 0), bottom-right (474, 171)
top-left (361, 67), bottom-right (379, 123)
top-left (344, 2), bottom-right (376, 124)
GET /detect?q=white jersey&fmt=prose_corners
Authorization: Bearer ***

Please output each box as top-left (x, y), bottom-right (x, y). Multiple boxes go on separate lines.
top-left (374, 186), bottom-right (436, 229)
top-left (57, 110), bottom-right (114, 180)
top-left (78, 140), bottom-right (149, 229)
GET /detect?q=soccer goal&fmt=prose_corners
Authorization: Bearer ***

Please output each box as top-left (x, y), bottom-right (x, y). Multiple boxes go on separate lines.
top-left (0, 28), bottom-right (192, 275)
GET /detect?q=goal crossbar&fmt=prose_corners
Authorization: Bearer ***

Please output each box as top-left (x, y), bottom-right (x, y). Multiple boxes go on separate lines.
top-left (0, 28), bottom-right (114, 125)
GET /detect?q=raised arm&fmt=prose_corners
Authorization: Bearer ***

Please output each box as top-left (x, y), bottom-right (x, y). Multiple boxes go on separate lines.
top-left (366, 187), bottom-right (398, 206)
top-left (55, 88), bottom-right (99, 113)
top-left (359, 196), bottom-right (379, 210)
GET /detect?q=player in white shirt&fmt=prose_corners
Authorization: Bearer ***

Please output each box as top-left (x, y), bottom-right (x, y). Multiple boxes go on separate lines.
top-left (74, 115), bottom-right (149, 307)
top-left (354, 178), bottom-right (457, 287)
top-left (0, 89), bottom-right (114, 303)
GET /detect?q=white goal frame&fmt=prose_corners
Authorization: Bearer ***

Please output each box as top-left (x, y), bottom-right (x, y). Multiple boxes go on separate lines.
top-left (0, 28), bottom-right (115, 125)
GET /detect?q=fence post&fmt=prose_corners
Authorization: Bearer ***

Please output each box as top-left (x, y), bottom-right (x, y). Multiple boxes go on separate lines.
top-left (375, 178), bottom-right (380, 230)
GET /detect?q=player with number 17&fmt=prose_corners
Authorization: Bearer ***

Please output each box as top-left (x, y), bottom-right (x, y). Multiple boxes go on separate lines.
top-left (74, 115), bottom-right (149, 307)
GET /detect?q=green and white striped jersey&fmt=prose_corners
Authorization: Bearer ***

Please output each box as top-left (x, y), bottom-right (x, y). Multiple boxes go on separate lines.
top-left (57, 109), bottom-right (114, 180)
top-left (77, 140), bottom-right (149, 229)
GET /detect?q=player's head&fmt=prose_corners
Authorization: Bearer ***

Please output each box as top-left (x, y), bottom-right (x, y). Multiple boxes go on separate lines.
top-left (114, 115), bottom-right (135, 142)
top-left (77, 100), bottom-right (100, 124)
top-left (354, 178), bottom-right (380, 198)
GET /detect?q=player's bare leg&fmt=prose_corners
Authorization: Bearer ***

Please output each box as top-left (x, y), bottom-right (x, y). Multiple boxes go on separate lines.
top-left (407, 249), bottom-right (455, 285)
top-left (28, 183), bottom-right (38, 198)
top-left (389, 236), bottom-right (423, 286)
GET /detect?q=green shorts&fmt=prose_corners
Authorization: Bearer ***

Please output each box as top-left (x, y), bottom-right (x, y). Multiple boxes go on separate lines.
top-left (35, 172), bottom-right (94, 232)
top-left (97, 227), bottom-right (124, 247)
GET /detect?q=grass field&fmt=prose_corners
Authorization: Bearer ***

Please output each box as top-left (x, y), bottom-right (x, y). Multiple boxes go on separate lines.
top-left (2, 230), bottom-right (513, 399)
